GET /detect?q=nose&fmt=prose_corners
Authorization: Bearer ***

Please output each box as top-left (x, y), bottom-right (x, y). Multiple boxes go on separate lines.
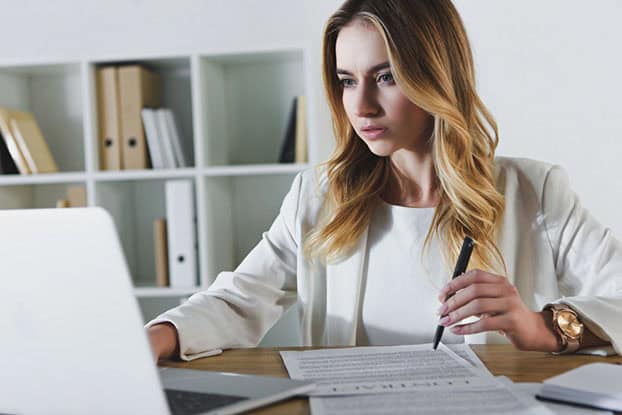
top-left (353, 83), bottom-right (380, 118)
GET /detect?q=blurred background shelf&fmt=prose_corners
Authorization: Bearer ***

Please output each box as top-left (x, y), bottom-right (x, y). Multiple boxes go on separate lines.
top-left (94, 167), bottom-right (198, 182)
top-left (0, 49), bottom-right (312, 343)
top-left (202, 163), bottom-right (309, 177)
top-left (0, 172), bottom-right (87, 186)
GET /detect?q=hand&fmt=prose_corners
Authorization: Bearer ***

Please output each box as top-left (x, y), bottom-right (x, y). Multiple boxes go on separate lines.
top-left (147, 323), bottom-right (180, 363)
top-left (436, 269), bottom-right (560, 352)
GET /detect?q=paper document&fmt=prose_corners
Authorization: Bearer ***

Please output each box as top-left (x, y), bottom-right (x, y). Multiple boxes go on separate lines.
top-left (446, 343), bottom-right (492, 374)
top-left (309, 386), bottom-right (555, 415)
top-left (280, 343), bottom-right (496, 396)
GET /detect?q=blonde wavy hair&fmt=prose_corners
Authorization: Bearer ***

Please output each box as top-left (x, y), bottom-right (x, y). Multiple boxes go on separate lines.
top-left (304, 0), bottom-right (507, 275)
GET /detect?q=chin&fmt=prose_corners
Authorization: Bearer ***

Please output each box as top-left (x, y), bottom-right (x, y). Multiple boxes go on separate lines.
top-left (363, 140), bottom-right (395, 157)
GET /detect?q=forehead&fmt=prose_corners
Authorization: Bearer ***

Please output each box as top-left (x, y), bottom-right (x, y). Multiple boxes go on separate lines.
top-left (335, 20), bottom-right (389, 73)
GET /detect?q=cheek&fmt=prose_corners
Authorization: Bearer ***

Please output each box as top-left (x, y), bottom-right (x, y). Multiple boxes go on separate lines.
top-left (391, 98), bottom-right (429, 130)
top-left (341, 92), bottom-right (357, 123)
top-left (391, 96), bottom-right (419, 120)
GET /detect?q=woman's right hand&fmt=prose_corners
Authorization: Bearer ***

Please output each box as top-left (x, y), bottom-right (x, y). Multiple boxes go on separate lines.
top-left (147, 323), bottom-right (180, 363)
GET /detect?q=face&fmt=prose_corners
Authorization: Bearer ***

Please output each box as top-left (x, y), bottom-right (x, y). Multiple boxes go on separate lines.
top-left (335, 20), bottom-right (432, 157)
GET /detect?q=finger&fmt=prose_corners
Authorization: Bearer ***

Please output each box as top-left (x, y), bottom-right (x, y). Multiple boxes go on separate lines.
top-left (438, 269), bottom-right (504, 301)
top-left (449, 314), bottom-right (510, 335)
top-left (439, 298), bottom-right (509, 327)
top-left (438, 283), bottom-right (504, 316)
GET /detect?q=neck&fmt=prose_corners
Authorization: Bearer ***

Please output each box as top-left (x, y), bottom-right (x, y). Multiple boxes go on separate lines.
top-left (382, 149), bottom-right (440, 208)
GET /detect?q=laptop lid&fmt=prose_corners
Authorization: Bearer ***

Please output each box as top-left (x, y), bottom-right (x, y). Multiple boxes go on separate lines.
top-left (0, 208), bottom-right (315, 415)
top-left (0, 208), bottom-right (170, 415)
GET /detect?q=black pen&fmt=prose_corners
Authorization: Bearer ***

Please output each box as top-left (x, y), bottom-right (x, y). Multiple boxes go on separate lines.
top-left (432, 236), bottom-right (475, 350)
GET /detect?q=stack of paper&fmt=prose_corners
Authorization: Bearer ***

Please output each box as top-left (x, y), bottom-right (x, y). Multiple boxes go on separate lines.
top-left (280, 344), bottom-right (612, 415)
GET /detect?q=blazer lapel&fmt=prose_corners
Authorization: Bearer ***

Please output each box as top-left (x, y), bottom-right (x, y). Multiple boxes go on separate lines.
top-left (325, 226), bottom-right (369, 345)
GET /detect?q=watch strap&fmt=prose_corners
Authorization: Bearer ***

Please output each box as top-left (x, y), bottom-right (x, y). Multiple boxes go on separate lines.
top-left (544, 304), bottom-right (582, 354)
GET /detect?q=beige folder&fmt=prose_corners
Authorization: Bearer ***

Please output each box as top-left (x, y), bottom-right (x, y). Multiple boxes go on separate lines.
top-left (0, 108), bottom-right (30, 174)
top-left (96, 66), bottom-right (123, 170)
top-left (295, 95), bottom-right (307, 163)
top-left (56, 199), bottom-right (70, 208)
top-left (153, 218), bottom-right (169, 287)
top-left (118, 65), bottom-right (161, 170)
top-left (9, 110), bottom-right (58, 174)
top-left (67, 185), bottom-right (87, 208)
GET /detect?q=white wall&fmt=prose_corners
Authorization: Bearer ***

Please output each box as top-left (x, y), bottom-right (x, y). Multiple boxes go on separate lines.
top-left (456, 0), bottom-right (622, 238)
top-left (0, 0), bottom-right (304, 62)
top-left (305, 0), bottom-right (622, 238)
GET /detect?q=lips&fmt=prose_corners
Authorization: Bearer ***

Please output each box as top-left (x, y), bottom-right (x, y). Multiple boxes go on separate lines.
top-left (360, 125), bottom-right (387, 139)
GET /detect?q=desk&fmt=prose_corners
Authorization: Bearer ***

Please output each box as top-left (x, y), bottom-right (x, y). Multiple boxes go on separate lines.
top-left (162, 345), bottom-right (622, 415)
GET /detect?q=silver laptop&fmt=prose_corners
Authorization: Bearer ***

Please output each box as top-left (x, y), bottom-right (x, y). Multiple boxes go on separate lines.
top-left (0, 208), bottom-right (314, 415)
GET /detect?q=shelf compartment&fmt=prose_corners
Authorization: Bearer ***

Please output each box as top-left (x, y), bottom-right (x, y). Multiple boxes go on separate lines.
top-left (0, 181), bottom-right (87, 209)
top-left (92, 56), bottom-right (195, 171)
top-left (199, 50), bottom-right (305, 166)
top-left (95, 178), bottom-right (199, 288)
top-left (0, 63), bottom-right (86, 172)
top-left (202, 173), bottom-right (296, 282)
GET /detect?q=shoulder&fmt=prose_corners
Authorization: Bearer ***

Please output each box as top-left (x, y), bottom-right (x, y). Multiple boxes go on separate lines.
top-left (494, 156), bottom-right (560, 198)
top-left (281, 165), bottom-right (329, 226)
top-left (494, 156), bottom-right (575, 217)
top-left (495, 156), bottom-right (555, 184)
top-left (297, 165), bottom-right (330, 197)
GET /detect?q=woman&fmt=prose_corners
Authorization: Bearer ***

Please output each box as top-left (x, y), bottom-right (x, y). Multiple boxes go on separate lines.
top-left (148, 0), bottom-right (621, 361)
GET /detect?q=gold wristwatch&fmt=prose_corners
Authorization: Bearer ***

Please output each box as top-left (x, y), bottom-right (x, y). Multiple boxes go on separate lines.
top-left (544, 304), bottom-right (584, 354)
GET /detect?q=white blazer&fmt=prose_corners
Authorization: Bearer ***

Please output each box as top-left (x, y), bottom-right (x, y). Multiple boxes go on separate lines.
top-left (148, 157), bottom-right (622, 360)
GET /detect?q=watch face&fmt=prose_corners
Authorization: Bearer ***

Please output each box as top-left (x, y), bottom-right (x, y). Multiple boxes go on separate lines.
top-left (558, 310), bottom-right (583, 339)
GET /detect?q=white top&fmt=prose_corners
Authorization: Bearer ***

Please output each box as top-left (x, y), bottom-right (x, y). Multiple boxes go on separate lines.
top-left (358, 201), bottom-right (463, 345)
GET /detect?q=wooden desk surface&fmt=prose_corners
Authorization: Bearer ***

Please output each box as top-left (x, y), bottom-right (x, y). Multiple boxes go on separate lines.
top-left (162, 345), bottom-right (622, 415)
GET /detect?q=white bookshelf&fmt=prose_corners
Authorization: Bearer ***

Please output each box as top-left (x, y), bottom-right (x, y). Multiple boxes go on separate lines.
top-left (0, 49), bottom-right (310, 313)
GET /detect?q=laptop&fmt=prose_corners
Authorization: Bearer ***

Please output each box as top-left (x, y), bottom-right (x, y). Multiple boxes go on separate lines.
top-left (0, 208), bottom-right (314, 415)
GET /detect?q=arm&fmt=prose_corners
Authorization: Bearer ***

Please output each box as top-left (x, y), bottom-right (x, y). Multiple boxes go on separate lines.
top-left (538, 309), bottom-right (609, 352)
top-left (436, 270), bottom-right (612, 353)
top-left (541, 166), bottom-right (621, 354)
top-left (437, 166), bottom-right (621, 353)
top-left (148, 322), bottom-right (179, 362)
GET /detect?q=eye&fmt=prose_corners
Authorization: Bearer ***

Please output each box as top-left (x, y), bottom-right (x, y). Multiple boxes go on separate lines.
top-left (377, 72), bottom-right (394, 84)
top-left (338, 78), bottom-right (356, 88)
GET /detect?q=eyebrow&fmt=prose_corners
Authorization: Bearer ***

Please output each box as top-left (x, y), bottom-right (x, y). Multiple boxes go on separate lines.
top-left (336, 61), bottom-right (391, 76)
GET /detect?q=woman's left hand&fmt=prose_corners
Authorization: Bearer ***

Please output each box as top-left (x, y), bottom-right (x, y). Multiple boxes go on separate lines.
top-left (437, 269), bottom-right (560, 352)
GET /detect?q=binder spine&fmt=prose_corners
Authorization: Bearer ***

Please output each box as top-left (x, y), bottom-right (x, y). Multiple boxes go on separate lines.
top-left (165, 180), bottom-right (197, 287)
top-left (119, 66), bottom-right (161, 170)
top-left (96, 67), bottom-right (122, 170)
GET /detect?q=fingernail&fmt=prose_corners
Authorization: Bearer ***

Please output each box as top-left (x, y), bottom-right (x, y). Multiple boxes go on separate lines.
top-left (439, 316), bottom-right (450, 325)
top-left (437, 304), bottom-right (447, 316)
